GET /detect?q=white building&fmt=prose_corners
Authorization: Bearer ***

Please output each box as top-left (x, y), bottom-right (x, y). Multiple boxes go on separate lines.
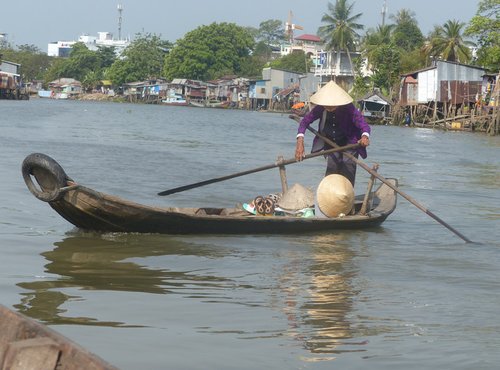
top-left (48, 32), bottom-right (130, 57)
top-left (280, 34), bottom-right (323, 58)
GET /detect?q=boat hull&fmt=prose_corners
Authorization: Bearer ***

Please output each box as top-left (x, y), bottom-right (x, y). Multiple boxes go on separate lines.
top-left (0, 305), bottom-right (117, 369)
top-left (22, 153), bottom-right (398, 235)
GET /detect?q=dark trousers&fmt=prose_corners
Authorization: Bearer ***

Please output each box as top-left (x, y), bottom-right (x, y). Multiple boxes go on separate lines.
top-left (325, 150), bottom-right (358, 186)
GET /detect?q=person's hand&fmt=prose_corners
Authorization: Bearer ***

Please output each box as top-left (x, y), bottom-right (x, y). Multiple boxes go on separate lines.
top-left (295, 137), bottom-right (305, 161)
top-left (358, 135), bottom-right (370, 147)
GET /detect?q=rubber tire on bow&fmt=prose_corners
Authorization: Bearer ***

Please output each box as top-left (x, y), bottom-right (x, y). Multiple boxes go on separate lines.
top-left (22, 153), bottom-right (70, 202)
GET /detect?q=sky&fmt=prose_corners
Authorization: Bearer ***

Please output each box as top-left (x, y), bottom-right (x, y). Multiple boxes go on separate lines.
top-left (2, 0), bottom-right (479, 52)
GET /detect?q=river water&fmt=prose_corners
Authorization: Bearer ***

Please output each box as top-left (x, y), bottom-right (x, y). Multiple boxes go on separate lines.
top-left (1, 98), bottom-right (499, 369)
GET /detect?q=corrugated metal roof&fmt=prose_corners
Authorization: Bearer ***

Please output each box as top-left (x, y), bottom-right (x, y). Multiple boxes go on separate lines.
top-left (401, 60), bottom-right (486, 77)
top-left (358, 90), bottom-right (391, 105)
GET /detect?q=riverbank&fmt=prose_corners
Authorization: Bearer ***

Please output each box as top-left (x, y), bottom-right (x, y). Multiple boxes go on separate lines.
top-left (26, 91), bottom-right (500, 136)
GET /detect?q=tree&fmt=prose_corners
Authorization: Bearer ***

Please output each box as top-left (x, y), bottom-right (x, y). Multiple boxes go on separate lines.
top-left (390, 8), bottom-right (416, 25)
top-left (0, 44), bottom-right (53, 81)
top-left (42, 42), bottom-right (102, 83)
top-left (399, 48), bottom-right (427, 74)
top-left (269, 50), bottom-right (312, 73)
top-left (363, 24), bottom-right (395, 63)
top-left (465, 0), bottom-right (500, 71)
top-left (317, 0), bottom-right (364, 74)
top-left (423, 20), bottom-right (474, 63)
top-left (107, 33), bottom-right (171, 85)
top-left (64, 43), bottom-right (101, 81)
top-left (163, 23), bottom-right (254, 81)
top-left (390, 9), bottom-right (424, 51)
top-left (239, 40), bottom-right (270, 78)
top-left (350, 57), bottom-right (370, 98)
top-left (257, 19), bottom-right (285, 60)
top-left (369, 43), bottom-right (401, 96)
top-left (95, 46), bottom-right (117, 69)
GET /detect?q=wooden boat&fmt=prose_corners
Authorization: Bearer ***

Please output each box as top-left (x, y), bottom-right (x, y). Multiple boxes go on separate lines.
top-left (22, 153), bottom-right (397, 234)
top-left (0, 304), bottom-right (117, 369)
top-left (188, 100), bottom-right (205, 108)
top-left (161, 91), bottom-right (188, 106)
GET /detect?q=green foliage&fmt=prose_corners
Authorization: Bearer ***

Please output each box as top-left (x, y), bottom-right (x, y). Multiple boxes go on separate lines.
top-left (240, 41), bottom-right (269, 78)
top-left (163, 23), bottom-right (254, 81)
top-left (82, 70), bottom-right (101, 91)
top-left (465, 0), bottom-right (500, 71)
top-left (253, 41), bottom-right (273, 58)
top-left (43, 42), bottom-right (118, 86)
top-left (255, 19), bottom-right (285, 62)
top-left (0, 44), bottom-right (53, 81)
top-left (43, 58), bottom-right (67, 83)
top-left (107, 33), bottom-right (171, 85)
top-left (350, 57), bottom-right (370, 99)
top-left (258, 19), bottom-right (285, 45)
top-left (369, 43), bottom-right (401, 96)
top-left (399, 48), bottom-right (426, 74)
top-left (269, 50), bottom-right (311, 73)
top-left (96, 46), bottom-right (118, 68)
top-left (393, 21), bottom-right (424, 51)
top-left (318, 0), bottom-right (364, 52)
top-left (422, 20), bottom-right (473, 63)
top-left (363, 24), bottom-right (395, 62)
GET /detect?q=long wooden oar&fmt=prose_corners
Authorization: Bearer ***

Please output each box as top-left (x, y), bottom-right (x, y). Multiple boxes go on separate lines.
top-left (290, 114), bottom-right (473, 243)
top-left (158, 143), bottom-right (360, 196)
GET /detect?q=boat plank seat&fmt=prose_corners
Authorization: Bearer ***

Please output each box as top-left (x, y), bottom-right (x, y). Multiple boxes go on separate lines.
top-left (2, 337), bottom-right (60, 370)
top-left (1, 305), bottom-right (117, 370)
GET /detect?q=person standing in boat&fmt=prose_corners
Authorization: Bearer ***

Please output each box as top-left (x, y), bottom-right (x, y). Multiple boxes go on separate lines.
top-left (294, 80), bottom-right (371, 186)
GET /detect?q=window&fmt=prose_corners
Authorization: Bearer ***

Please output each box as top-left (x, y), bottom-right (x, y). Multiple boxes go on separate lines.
top-left (260, 88), bottom-right (266, 93)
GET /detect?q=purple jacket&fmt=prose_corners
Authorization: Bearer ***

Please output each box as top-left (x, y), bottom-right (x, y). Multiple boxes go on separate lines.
top-left (298, 103), bottom-right (371, 158)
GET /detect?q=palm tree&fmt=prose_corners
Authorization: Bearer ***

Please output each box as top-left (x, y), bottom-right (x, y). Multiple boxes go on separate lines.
top-left (363, 24), bottom-right (395, 62)
top-left (423, 20), bottom-right (474, 63)
top-left (389, 9), bottom-right (417, 25)
top-left (318, 0), bottom-right (364, 78)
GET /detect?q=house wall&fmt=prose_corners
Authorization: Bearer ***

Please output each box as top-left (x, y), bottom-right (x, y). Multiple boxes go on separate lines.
top-left (260, 68), bottom-right (303, 100)
top-left (315, 51), bottom-right (354, 76)
top-left (436, 61), bottom-right (484, 104)
top-left (0, 61), bottom-right (20, 75)
top-left (417, 68), bottom-right (437, 103)
top-left (439, 80), bottom-right (482, 104)
top-left (299, 72), bottom-right (320, 102)
top-left (255, 80), bottom-right (268, 100)
top-left (401, 61), bottom-right (486, 105)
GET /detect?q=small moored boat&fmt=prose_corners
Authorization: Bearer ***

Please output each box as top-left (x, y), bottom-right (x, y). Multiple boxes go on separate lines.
top-left (0, 304), bottom-right (117, 369)
top-left (21, 153), bottom-right (397, 234)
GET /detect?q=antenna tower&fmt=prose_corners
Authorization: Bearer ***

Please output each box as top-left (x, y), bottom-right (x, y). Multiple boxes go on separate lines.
top-left (381, 0), bottom-right (387, 26)
top-left (117, 4), bottom-right (123, 40)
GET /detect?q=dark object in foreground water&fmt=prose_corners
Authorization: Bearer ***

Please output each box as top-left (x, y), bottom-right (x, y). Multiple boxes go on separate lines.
top-left (0, 304), bottom-right (117, 370)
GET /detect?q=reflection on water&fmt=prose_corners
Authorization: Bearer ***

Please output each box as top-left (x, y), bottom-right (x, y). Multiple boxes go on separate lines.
top-left (14, 230), bottom-right (365, 361)
top-left (15, 232), bottom-right (230, 326)
top-left (274, 233), bottom-right (365, 361)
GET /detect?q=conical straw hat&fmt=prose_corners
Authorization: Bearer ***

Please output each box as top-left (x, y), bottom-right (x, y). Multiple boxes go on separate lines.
top-left (316, 174), bottom-right (354, 217)
top-left (277, 183), bottom-right (314, 211)
top-left (310, 80), bottom-right (353, 106)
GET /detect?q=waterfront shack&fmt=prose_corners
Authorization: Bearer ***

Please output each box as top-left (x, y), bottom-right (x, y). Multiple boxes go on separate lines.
top-left (248, 67), bottom-right (319, 110)
top-left (0, 59), bottom-right (28, 100)
top-left (358, 89), bottom-right (392, 124)
top-left (398, 60), bottom-right (487, 129)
